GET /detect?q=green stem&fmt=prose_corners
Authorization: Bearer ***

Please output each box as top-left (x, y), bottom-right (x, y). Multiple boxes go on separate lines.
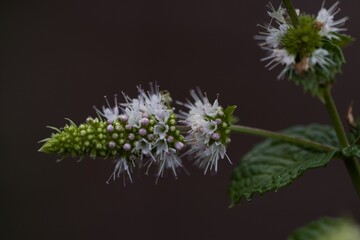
top-left (323, 87), bottom-right (349, 147)
top-left (229, 125), bottom-right (336, 152)
top-left (323, 86), bottom-right (360, 197)
top-left (283, 0), bottom-right (299, 26)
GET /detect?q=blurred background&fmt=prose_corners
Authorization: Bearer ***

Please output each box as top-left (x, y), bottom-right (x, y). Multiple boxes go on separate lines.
top-left (1, 0), bottom-right (360, 239)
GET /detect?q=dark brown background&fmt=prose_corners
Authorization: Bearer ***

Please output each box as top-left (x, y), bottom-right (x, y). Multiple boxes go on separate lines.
top-left (1, 0), bottom-right (359, 239)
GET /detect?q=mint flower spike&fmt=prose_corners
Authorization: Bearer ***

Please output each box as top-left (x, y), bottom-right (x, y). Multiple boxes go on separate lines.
top-left (178, 89), bottom-right (235, 174)
top-left (256, 1), bottom-right (352, 97)
top-left (40, 84), bottom-right (186, 183)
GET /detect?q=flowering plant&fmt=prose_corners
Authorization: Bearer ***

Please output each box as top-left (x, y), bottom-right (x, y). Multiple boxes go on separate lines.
top-left (39, 0), bottom-right (360, 239)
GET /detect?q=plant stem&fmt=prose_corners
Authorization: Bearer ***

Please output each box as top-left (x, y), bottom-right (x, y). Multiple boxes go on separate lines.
top-left (229, 125), bottom-right (336, 152)
top-left (283, 0), bottom-right (299, 26)
top-left (323, 86), bottom-right (360, 197)
top-left (323, 87), bottom-right (349, 147)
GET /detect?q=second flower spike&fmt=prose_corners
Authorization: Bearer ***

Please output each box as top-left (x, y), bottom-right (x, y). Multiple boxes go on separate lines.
top-left (256, 2), bottom-right (352, 98)
top-left (178, 89), bottom-right (235, 174)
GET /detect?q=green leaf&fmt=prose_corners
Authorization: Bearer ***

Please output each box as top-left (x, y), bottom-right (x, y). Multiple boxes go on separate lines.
top-left (229, 125), bottom-right (338, 206)
top-left (288, 217), bottom-right (360, 240)
top-left (224, 105), bottom-right (236, 117)
top-left (224, 105), bottom-right (237, 124)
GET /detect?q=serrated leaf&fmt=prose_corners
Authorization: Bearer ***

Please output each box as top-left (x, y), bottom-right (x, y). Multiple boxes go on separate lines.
top-left (229, 125), bottom-right (338, 206)
top-left (288, 217), bottom-right (360, 240)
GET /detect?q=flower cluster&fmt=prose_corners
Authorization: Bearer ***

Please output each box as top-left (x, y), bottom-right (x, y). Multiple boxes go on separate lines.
top-left (40, 85), bottom-right (235, 183)
top-left (178, 89), bottom-right (234, 174)
top-left (256, 2), bottom-right (352, 96)
top-left (116, 85), bottom-right (185, 180)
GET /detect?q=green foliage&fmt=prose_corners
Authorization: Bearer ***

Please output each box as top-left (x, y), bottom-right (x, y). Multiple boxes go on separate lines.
top-left (288, 217), bottom-right (360, 240)
top-left (224, 105), bottom-right (238, 124)
top-left (228, 125), bottom-right (338, 206)
top-left (281, 15), bottom-right (323, 56)
top-left (224, 105), bottom-right (236, 120)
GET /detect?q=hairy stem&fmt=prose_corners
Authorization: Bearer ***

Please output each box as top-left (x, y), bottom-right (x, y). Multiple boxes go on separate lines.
top-left (229, 125), bottom-right (336, 152)
top-left (283, 0), bottom-right (299, 26)
top-left (323, 86), bottom-right (360, 197)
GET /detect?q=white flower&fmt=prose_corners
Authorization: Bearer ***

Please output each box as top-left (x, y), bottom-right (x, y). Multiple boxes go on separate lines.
top-left (179, 89), bottom-right (223, 131)
top-left (317, 2), bottom-right (348, 39)
top-left (256, 24), bottom-right (289, 49)
top-left (136, 138), bottom-right (152, 155)
top-left (183, 132), bottom-right (231, 174)
top-left (154, 122), bottom-right (169, 140)
top-left (310, 48), bottom-right (334, 70)
top-left (261, 48), bottom-right (295, 79)
top-left (138, 84), bottom-right (171, 122)
top-left (154, 138), bottom-right (169, 156)
top-left (107, 158), bottom-right (133, 185)
top-left (203, 120), bottom-right (218, 143)
top-left (124, 98), bottom-right (143, 127)
top-left (255, 4), bottom-right (297, 79)
top-left (156, 148), bottom-right (183, 179)
top-left (195, 142), bottom-right (230, 174)
top-left (255, 3), bottom-right (290, 49)
top-left (179, 90), bottom-right (231, 174)
top-left (267, 3), bottom-right (287, 24)
top-left (94, 95), bottom-right (120, 123)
